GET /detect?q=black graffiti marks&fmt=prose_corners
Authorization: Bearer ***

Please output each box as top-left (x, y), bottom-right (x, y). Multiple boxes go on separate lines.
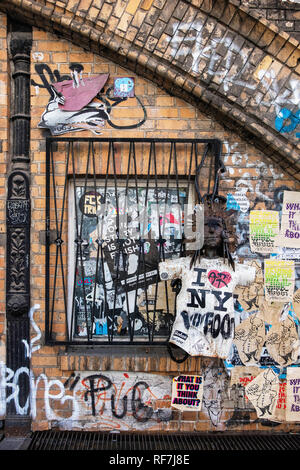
top-left (31, 63), bottom-right (147, 132)
top-left (79, 374), bottom-right (155, 422)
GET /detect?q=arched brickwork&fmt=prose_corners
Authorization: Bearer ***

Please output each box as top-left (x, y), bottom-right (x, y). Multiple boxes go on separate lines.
top-left (0, 0), bottom-right (299, 178)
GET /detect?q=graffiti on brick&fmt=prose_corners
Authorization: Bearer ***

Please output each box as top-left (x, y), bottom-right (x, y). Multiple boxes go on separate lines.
top-left (31, 63), bottom-right (147, 135)
top-left (275, 107), bottom-right (300, 139)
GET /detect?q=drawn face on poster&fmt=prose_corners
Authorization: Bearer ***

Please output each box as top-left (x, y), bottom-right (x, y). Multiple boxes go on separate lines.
top-left (73, 185), bottom-right (187, 338)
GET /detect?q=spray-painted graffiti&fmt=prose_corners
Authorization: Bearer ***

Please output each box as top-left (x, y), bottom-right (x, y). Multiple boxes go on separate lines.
top-left (275, 107), bottom-right (300, 139)
top-left (31, 63), bottom-right (147, 135)
top-left (168, 20), bottom-right (299, 139)
top-left (69, 371), bottom-right (172, 430)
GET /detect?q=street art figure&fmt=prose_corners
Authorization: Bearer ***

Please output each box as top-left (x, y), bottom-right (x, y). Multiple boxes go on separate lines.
top-left (159, 197), bottom-right (256, 359)
top-left (265, 316), bottom-right (300, 366)
top-left (33, 63), bottom-right (147, 135)
top-left (202, 363), bottom-right (229, 427)
top-left (38, 70), bottom-right (110, 135)
top-left (234, 313), bottom-right (265, 365)
top-left (245, 369), bottom-right (279, 419)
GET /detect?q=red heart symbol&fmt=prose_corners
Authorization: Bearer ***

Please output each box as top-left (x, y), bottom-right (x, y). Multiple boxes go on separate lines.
top-left (208, 270), bottom-right (232, 288)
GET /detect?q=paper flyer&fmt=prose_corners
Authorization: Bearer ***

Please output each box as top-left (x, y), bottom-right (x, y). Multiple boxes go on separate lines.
top-left (249, 210), bottom-right (279, 253)
top-left (265, 316), bottom-right (300, 367)
top-left (286, 367), bottom-right (300, 422)
top-left (234, 313), bottom-right (266, 365)
top-left (171, 375), bottom-right (203, 411)
top-left (245, 368), bottom-right (279, 420)
top-left (264, 259), bottom-right (295, 302)
top-left (275, 191), bottom-right (300, 248)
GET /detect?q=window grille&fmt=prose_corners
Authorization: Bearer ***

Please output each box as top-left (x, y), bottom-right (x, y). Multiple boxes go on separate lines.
top-left (45, 137), bottom-right (222, 345)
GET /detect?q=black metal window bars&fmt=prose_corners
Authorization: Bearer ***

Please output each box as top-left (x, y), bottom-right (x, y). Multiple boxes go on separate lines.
top-left (45, 137), bottom-right (222, 346)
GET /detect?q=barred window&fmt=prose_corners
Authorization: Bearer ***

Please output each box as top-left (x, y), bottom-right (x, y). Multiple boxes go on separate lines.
top-left (45, 137), bottom-right (221, 345)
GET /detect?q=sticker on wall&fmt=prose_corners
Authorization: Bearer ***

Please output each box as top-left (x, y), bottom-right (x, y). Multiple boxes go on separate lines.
top-left (249, 210), bottom-right (279, 254)
top-left (79, 191), bottom-right (104, 217)
top-left (275, 191), bottom-right (300, 248)
top-left (171, 375), bottom-right (203, 411)
top-left (245, 368), bottom-right (279, 420)
top-left (264, 259), bottom-right (295, 302)
top-left (286, 367), bottom-right (300, 422)
top-left (113, 77), bottom-right (135, 98)
top-left (226, 188), bottom-right (249, 213)
top-left (265, 315), bottom-right (300, 367)
top-left (234, 313), bottom-right (266, 366)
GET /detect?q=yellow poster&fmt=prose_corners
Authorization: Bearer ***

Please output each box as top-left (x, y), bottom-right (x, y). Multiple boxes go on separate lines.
top-left (264, 259), bottom-right (295, 302)
top-left (249, 210), bottom-right (279, 254)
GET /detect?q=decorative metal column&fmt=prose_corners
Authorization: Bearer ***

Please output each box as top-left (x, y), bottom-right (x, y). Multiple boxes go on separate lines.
top-left (5, 22), bottom-right (32, 434)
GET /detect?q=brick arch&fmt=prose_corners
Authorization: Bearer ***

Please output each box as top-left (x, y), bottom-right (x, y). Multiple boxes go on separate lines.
top-left (1, 0), bottom-right (300, 178)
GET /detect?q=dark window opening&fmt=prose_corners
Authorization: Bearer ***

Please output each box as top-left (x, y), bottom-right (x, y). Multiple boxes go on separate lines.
top-left (45, 137), bottom-right (222, 346)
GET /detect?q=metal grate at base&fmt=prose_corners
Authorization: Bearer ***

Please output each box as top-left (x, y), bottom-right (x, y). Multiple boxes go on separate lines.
top-left (27, 431), bottom-right (300, 451)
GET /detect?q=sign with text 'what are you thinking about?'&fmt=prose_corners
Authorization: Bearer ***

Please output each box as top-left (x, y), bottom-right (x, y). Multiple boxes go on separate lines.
top-left (249, 210), bottom-right (279, 254)
top-left (171, 375), bottom-right (203, 411)
top-left (264, 259), bottom-right (295, 302)
top-left (275, 191), bottom-right (300, 248)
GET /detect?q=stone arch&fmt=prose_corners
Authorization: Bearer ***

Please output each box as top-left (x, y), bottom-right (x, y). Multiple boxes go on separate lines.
top-left (1, 0), bottom-right (300, 178)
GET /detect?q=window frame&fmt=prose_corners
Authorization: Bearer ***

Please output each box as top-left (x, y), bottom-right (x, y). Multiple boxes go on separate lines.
top-left (45, 137), bottom-right (222, 346)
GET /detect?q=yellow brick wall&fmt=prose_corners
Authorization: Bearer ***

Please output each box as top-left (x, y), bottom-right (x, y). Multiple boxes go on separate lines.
top-left (26, 26), bottom-right (300, 432)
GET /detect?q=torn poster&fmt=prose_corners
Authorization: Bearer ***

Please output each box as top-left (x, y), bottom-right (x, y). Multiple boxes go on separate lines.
top-left (286, 367), bottom-right (300, 422)
top-left (245, 368), bottom-right (279, 420)
top-left (260, 300), bottom-right (284, 324)
top-left (171, 375), bottom-right (203, 411)
top-left (234, 260), bottom-right (264, 312)
top-left (234, 313), bottom-right (266, 366)
top-left (275, 191), bottom-right (300, 248)
top-left (159, 257), bottom-right (256, 359)
top-left (249, 210), bottom-right (279, 254)
top-left (265, 316), bottom-right (300, 366)
top-left (264, 259), bottom-right (295, 302)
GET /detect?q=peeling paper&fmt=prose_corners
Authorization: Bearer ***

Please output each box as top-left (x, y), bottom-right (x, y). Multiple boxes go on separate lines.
top-left (234, 313), bottom-right (266, 366)
top-left (265, 316), bottom-right (300, 367)
top-left (171, 375), bottom-right (203, 411)
top-left (245, 368), bottom-right (279, 420)
top-left (260, 300), bottom-right (284, 325)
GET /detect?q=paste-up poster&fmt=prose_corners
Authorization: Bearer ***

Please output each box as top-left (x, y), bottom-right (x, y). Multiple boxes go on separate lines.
top-left (275, 191), bottom-right (300, 248)
top-left (260, 300), bottom-right (284, 324)
top-left (265, 316), bottom-right (300, 367)
top-left (171, 375), bottom-right (203, 411)
top-left (264, 259), bottom-right (295, 302)
top-left (245, 368), bottom-right (279, 420)
top-left (249, 210), bottom-right (279, 254)
top-left (293, 288), bottom-right (300, 321)
top-left (286, 368), bottom-right (300, 421)
top-left (234, 260), bottom-right (264, 312)
top-left (230, 366), bottom-right (260, 387)
top-left (234, 313), bottom-right (266, 365)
